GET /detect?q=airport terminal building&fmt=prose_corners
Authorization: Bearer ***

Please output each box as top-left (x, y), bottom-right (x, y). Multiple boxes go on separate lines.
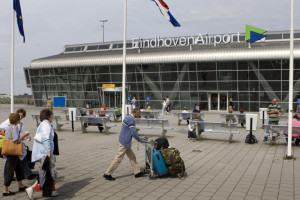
top-left (24, 30), bottom-right (300, 111)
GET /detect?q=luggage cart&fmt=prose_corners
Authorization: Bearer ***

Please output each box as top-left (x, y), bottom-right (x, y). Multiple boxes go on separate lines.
top-left (144, 139), bottom-right (156, 179)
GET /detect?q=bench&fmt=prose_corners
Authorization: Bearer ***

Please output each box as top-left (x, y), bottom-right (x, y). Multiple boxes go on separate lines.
top-left (173, 112), bottom-right (205, 125)
top-left (61, 109), bottom-right (69, 121)
top-left (140, 111), bottom-right (160, 119)
top-left (95, 110), bottom-right (122, 122)
top-left (135, 118), bottom-right (173, 138)
top-left (76, 116), bottom-right (117, 133)
top-left (53, 116), bottom-right (68, 131)
top-left (31, 115), bottom-right (68, 131)
top-left (220, 113), bottom-right (246, 127)
top-left (189, 121), bottom-right (239, 142)
top-left (263, 124), bottom-right (300, 145)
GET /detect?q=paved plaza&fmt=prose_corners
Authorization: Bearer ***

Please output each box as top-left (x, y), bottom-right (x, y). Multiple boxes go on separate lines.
top-left (0, 104), bottom-right (300, 200)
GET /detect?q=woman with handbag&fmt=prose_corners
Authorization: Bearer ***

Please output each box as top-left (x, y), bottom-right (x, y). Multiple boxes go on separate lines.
top-left (25, 109), bottom-right (57, 200)
top-left (2, 113), bottom-right (29, 196)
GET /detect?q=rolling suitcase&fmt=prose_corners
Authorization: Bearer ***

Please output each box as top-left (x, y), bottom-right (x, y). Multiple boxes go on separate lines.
top-left (146, 148), bottom-right (167, 175)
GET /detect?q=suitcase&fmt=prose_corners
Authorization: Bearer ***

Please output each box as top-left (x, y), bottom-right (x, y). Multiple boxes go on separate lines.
top-left (146, 148), bottom-right (167, 175)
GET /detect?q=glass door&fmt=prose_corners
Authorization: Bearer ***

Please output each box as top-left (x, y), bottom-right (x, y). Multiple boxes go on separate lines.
top-left (208, 92), bottom-right (228, 111)
top-left (210, 93), bottom-right (218, 111)
top-left (103, 91), bottom-right (122, 108)
top-left (219, 93), bottom-right (227, 111)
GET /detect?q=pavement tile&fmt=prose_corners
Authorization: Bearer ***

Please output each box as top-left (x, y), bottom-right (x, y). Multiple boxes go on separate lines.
top-left (193, 195), bottom-right (212, 200)
top-left (0, 105), bottom-right (300, 200)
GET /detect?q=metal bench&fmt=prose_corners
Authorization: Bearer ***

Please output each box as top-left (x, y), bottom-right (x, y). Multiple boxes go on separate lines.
top-left (61, 109), bottom-right (69, 121)
top-left (220, 113), bottom-right (246, 127)
top-left (263, 124), bottom-right (300, 145)
top-left (31, 114), bottom-right (68, 131)
top-left (76, 116), bottom-right (117, 133)
top-left (95, 110), bottom-right (121, 122)
top-left (53, 116), bottom-right (68, 131)
top-left (189, 121), bottom-right (239, 142)
top-left (173, 112), bottom-right (204, 125)
top-left (135, 118), bottom-right (173, 138)
top-left (140, 111), bottom-right (160, 119)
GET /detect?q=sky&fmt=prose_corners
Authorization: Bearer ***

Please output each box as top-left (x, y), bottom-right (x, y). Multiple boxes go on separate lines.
top-left (0, 0), bottom-right (299, 95)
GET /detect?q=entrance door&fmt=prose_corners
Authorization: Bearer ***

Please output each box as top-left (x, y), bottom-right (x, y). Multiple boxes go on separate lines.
top-left (103, 92), bottom-right (122, 108)
top-left (208, 92), bottom-right (228, 111)
top-left (210, 93), bottom-right (218, 111)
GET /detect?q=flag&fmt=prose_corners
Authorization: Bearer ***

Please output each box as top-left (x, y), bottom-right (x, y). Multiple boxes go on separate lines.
top-left (151, 0), bottom-right (180, 27)
top-left (13, 0), bottom-right (25, 42)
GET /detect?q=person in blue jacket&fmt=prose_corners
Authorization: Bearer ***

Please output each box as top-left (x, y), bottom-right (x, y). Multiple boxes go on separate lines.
top-left (103, 108), bottom-right (146, 181)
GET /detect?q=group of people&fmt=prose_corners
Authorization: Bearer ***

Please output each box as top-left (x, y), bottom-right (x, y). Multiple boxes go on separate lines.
top-left (0, 108), bottom-right (58, 199)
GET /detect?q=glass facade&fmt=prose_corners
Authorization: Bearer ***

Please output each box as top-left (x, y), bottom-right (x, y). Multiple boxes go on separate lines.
top-left (25, 60), bottom-right (300, 111)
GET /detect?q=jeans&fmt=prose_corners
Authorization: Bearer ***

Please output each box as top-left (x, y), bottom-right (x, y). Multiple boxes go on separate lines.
top-left (21, 157), bottom-right (33, 177)
top-left (264, 120), bottom-right (279, 140)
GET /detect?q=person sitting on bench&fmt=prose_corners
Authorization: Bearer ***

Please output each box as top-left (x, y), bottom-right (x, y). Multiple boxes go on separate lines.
top-left (84, 109), bottom-right (103, 133)
top-left (226, 108), bottom-right (236, 123)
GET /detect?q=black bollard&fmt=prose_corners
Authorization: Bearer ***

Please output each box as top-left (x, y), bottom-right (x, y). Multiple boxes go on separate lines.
top-left (262, 111), bottom-right (265, 128)
top-left (71, 111), bottom-right (74, 132)
top-left (249, 118), bottom-right (253, 144)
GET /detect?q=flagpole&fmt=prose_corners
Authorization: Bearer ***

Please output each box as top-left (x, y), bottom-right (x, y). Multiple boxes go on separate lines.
top-left (121, 0), bottom-right (127, 117)
top-left (11, 6), bottom-right (15, 113)
top-left (286, 0), bottom-right (294, 159)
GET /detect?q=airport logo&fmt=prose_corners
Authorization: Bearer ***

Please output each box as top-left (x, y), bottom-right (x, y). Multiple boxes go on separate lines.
top-left (246, 25), bottom-right (267, 43)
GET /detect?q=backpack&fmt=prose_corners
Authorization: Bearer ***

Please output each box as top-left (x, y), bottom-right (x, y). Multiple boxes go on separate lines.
top-left (245, 133), bottom-right (258, 144)
top-left (159, 148), bottom-right (185, 177)
top-left (188, 130), bottom-right (196, 138)
top-left (155, 138), bottom-right (169, 150)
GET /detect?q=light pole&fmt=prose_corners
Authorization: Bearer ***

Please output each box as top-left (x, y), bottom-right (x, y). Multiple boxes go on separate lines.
top-left (100, 20), bottom-right (108, 42)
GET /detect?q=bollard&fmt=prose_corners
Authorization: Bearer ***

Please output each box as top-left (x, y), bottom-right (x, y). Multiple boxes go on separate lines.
top-left (71, 111), bottom-right (74, 132)
top-left (262, 111), bottom-right (265, 128)
top-left (249, 118), bottom-right (253, 144)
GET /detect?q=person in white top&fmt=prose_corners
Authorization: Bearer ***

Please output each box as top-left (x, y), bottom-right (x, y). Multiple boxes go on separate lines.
top-left (131, 97), bottom-right (136, 109)
top-left (181, 107), bottom-right (190, 124)
top-left (162, 99), bottom-right (168, 115)
top-left (165, 96), bottom-right (170, 112)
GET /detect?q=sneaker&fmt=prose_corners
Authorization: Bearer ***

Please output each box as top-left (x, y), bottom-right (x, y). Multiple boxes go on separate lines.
top-left (25, 187), bottom-right (34, 200)
top-left (135, 172), bottom-right (145, 178)
top-left (51, 191), bottom-right (59, 197)
top-left (103, 173), bottom-right (115, 181)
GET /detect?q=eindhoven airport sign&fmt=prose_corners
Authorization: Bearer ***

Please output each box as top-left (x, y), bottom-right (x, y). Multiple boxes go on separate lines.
top-left (132, 32), bottom-right (241, 49)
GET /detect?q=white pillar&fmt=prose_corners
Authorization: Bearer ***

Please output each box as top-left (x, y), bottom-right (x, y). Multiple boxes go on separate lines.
top-left (287, 0), bottom-right (294, 158)
top-left (121, 0), bottom-right (127, 117)
top-left (11, 7), bottom-right (15, 113)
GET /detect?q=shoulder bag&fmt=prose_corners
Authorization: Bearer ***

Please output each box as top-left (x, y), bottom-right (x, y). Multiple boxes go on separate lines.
top-left (1, 126), bottom-right (23, 156)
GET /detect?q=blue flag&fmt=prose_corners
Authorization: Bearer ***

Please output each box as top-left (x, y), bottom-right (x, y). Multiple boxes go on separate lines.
top-left (13, 0), bottom-right (25, 42)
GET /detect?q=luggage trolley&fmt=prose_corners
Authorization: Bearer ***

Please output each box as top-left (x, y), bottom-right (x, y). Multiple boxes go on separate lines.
top-left (144, 139), bottom-right (168, 179)
top-left (144, 139), bottom-right (155, 179)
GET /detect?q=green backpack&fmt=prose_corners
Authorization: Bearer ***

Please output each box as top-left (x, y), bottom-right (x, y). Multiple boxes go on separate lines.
top-left (159, 148), bottom-right (185, 177)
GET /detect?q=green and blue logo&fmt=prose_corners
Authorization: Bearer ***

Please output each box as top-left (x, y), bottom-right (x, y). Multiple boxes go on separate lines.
top-left (246, 25), bottom-right (267, 43)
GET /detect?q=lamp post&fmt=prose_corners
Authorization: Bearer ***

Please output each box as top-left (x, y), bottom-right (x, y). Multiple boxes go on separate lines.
top-left (100, 20), bottom-right (108, 42)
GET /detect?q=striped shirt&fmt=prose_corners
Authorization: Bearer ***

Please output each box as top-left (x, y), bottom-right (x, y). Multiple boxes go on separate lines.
top-left (119, 114), bottom-right (143, 147)
top-left (267, 103), bottom-right (284, 122)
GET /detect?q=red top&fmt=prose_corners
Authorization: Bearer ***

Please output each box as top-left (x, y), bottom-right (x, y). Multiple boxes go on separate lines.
top-left (100, 107), bottom-right (106, 116)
